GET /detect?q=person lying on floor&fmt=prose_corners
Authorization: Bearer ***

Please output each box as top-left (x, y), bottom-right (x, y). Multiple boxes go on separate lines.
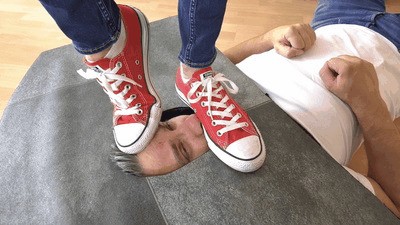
top-left (112, 0), bottom-right (400, 217)
top-left (225, 0), bottom-right (400, 217)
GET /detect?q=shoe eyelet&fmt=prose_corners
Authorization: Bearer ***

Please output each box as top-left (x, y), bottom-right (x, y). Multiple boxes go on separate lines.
top-left (211, 121), bottom-right (217, 126)
top-left (190, 83), bottom-right (194, 88)
top-left (125, 85), bottom-right (131, 90)
top-left (196, 92), bottom-right (201, 97)
top-left (237, 113), bottom-right (242, 118)
top-left (201, 101), bottom-right (206, 107)
top-left (135, 60), bottom-right (140, 65)
top-left (136, 103), bottom-right (142, 107)
top-left (116, 62), bottom-right (122, 68)
top-left (206, 110), bottom-right (211, 116)
top-left (137, 109), bottom-right (143, 115)
top-left (245, 122), bottom-right (249, 127)
top-left (231, 104), bottom-right (235, 108)
top-left (138, 75), bottom-right (142, 80)
top-left (217, 131), bottom-right (222, 137)
top-left (130, 94), bottom-right (136, 99)
top-left (121, 73), bottom-right (126, 77)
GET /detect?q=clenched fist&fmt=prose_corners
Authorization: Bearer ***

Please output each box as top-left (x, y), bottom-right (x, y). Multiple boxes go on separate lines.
top-left (319, 55), bottom-right (383, 117)
top-left (267, 23), bottom-right (316, 58)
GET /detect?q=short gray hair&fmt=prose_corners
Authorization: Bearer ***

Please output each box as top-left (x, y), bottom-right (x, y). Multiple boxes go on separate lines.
top-left (110, 145), bottom-right (143, 177)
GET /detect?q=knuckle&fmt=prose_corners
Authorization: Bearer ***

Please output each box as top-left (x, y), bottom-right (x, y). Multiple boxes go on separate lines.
top-left (342, 62), bottom-right (353, 73)
top-left (287, 26), bottom-right (296, 33)
top-left (363, 60), bottom-right (374, 68)
top-left (354, 57), bottom-right (363, 64)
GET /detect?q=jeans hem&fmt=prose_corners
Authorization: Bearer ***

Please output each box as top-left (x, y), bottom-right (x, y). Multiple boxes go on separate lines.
top-left (178, 52), bottom-right (217, 68)
top-left (74, 29), bottom-right (120, 55)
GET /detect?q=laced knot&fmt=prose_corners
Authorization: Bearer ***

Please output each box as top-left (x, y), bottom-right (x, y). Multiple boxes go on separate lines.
top-left (187, 73), bottom-right (248, 136)
top-left (77, 62), bottom-right (143, 117)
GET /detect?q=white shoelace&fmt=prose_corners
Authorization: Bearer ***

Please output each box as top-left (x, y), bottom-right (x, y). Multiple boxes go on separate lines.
top-left (187, 73), bottom-right (248, 136)
top-left (77, 62), bottom-right (143, 117)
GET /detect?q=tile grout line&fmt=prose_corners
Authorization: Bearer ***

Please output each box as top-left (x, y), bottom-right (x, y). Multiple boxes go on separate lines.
top-left (146, 177), bottom-right (170, 225)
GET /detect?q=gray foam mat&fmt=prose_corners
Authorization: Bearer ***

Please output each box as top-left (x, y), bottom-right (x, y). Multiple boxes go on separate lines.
top-left (149, 102), bottom-right (399, 224)
top-left (1, 16), bottom-right (398, 224)
top-left (1, 81), bottom-right (166, 225)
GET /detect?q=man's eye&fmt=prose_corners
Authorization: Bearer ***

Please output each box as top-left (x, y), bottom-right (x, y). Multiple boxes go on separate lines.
top-left (178, 142), bottom-right (191, 163)
top-left (166, 122), bottom-right (173, 131)
top-left (162, 121), bottom-right (173, 131)
top-left (171, 142), bottom-right (190, 166)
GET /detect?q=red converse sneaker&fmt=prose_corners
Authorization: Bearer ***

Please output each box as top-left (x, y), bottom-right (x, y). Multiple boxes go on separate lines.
top-left (175, 65), bottom-right (266, 172)
top-left (77, 5), bottom-right (161, 154)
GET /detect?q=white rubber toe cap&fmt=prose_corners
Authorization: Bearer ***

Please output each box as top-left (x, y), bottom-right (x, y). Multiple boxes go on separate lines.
top-left (114, 123), bottom-right (145, 147)
top-left (226, 135), bottom-right (262, 160)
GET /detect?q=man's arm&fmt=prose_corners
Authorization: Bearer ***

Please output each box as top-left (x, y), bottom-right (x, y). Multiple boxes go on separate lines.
top-left (320, 55), bottom-right (400, 216)
top-left (224, 24), bottom-right (316, 64)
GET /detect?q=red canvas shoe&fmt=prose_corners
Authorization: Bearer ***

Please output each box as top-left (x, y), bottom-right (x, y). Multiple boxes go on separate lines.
top-left (77, 5), bottom-right (161, 154)
top-left (175, 65), bottom-right (266, 172)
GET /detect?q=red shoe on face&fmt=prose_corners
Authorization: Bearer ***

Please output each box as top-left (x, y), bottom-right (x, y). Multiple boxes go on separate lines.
top-left (175, 65), bottom-right (266, 172)
top-left (78, 5), bottom-right (161, 154)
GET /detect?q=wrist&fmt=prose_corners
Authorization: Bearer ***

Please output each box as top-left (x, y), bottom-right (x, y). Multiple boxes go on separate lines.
top-left (260, 32), bottom-right (274, 53)
top-left (352, 97), bottom-right (391, 131)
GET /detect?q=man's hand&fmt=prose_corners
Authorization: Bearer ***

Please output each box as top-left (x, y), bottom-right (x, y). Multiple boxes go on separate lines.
top-left (319, 55), bottom-right (382, 117)
top-left (224, 23), bottom-right (316, 64)
top-left (320, 56), bottom-right (400, 212)
top-left (266, 23), bottom-right (316, 58)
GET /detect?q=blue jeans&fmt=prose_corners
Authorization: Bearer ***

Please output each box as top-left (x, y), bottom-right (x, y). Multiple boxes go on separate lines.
top-left (311, 0), bottom-right (400, 51)
top-left (39, 0), bottom-right (227, 68)
top-left (178, 0), bottom-right (227, 67)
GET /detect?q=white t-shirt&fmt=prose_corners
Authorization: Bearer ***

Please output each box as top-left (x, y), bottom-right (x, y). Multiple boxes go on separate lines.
top-left (238, 24), bottom-right (400, 165)
top-left (237, 24), bottom-right (400, 194)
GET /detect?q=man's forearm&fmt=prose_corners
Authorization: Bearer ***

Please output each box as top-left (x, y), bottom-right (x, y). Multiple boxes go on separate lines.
top-left (224, 34), bottom-right (273, 64)
top-left (224, 24), bottom-right (316, 64)
top-left (354, 98), bottom-right (400, 208)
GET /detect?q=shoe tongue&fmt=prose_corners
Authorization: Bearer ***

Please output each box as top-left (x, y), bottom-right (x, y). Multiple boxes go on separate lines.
top-left (192, 67), bottom-right (214, 81)
top-left (84, 57), bottom-right (111, 71)
top-left (200, 71), bottom-right (214, 81)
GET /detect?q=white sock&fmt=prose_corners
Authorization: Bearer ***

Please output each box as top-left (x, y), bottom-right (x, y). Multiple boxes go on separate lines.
top-left (85, 58), bottom-right (96, 63)
top-left (105, 20), bottom-right (126, 59)
top-left (180, 62), bottom-right (191, 83)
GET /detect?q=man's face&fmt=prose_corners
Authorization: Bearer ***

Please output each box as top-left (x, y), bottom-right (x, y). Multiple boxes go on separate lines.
top-left (136, 114), bottom-right (209, 176)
